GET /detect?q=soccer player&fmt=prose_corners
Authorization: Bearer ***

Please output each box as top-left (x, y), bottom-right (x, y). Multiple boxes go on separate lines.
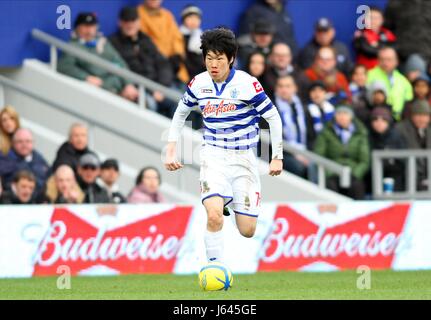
top-left (164, 28), bottom-right (283, 263)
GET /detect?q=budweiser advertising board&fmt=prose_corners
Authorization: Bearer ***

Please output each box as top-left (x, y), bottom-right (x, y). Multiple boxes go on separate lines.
top-left (0, 202), bottom-right (430, 278)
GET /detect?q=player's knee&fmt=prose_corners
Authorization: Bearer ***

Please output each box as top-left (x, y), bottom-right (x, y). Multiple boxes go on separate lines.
top-left (207, 208), bottom-right (223, 230)
top-left (239, 225), bottom-right (256, 238)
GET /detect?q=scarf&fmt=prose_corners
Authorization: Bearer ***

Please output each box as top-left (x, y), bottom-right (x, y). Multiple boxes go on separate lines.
top-left (308, 101), bottom-right (335, 133)
top-left (334, 122), bottom-right (356, 145)
top-left (276, 95), bottom-right (307, 149)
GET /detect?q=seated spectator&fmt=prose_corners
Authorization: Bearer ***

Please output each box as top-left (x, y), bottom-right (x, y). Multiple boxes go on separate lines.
top-left (314, 105), bottom-right (370, 199)
top-left (367, 107), bottom-right (406, 193)
top-left (0, 128), bottom-right (49, 197)
top-left (96, 158), bottom-right (126, 204)
top-left (238, 0), bottom-right (298, 56)
top-left (395, 100), bottom-right (431, 191)
top-left (245, 51), bottom-right (267, 84)
top-left (299, 18), bottom-right (353, 76)
top-left (128, 166), bottom-right (166, 203)
top-left (45, 165), bottom-right (85, 204)
top-left (356, 81), bottom-right (392, 128)
top-left (350, 64), bottom-right (369, 110)
top-left (306, 81), bottom-right (335, 148)
top-left (0, 170), bottom-right (37, 205)
top-left (237, 19), bottom-right (275, 68)
top-left (262, 43), bottom-right (305, 101)
top-left (0, 105), bottom-right (20, 155)
top-left (402, 74), bottom-right (431, 119)
top-left (367, 46), bottom-right (413, 120)
top-left (52, 123), bottom-right (92, 173)
top-left (353, 6), bottom-right (396, 70)
top-left (76, 153), bottom-right (110, 203)
top-left (57, 12), bottom-right (139, 101)
top-left (137, 0), bottom-right (189, 84)
top-left (179, 4), bottom-right (205, 79)
top-left (109, 6), bottom-right (177, 116)
top-left (274, 75), bottom-right (309, 178)
top-left (403, 54), bottom-right (428, 82)
top-left (303, 46), bottom-right (352, 105)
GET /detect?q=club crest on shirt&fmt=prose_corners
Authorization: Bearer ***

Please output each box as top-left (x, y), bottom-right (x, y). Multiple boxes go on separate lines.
top-left (230, 88), bottom-right (239, 98)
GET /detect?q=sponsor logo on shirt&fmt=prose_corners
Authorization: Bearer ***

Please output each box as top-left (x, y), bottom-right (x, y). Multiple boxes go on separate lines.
top-left (253, 81), bottom-right (263, 93)
top-left (201, 88), bottom-right (213, 94)
top-left (202, 100), bottom-right (237, 117)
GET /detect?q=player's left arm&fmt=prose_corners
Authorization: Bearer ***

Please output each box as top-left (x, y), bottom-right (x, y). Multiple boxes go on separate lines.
top-left (250, 80), bottom-right (283, 176)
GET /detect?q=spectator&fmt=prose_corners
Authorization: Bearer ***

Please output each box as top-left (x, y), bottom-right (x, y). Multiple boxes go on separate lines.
top-left (137, 0), bottom-right (189, 84)
top-left (45, 165), bottom-right (85, 204)
top-left (109, 6), bottom-right (176, 116)
top-left (245, 51), bottom-right (267, 84)
top-left (0, 105), bottom-right (20, 155)
top-left (350, 64), bottom-right (369, 111)
top-left (306, 81), bottom-right (335, 148)
top-left (314, 105), bottom-right (370, 199)
top-left (0, 170), bottom-right (37, 205)
top-left (179, 4), bottom-right (205, 79)
top-left (403, 54), bottom-right (428, 82)
top-left (402, 74), bottom-right (431, 119)
top-left (76, 153), bottom-right (110, 204)
top-left (238, 0), bottom-right (298, 56)
top-left (128, 166), bottom-right (166, 203)
top-left (298, 17), bottom-right (353, 76)
top-left (237, 19), bottom-right (275, 68)
top-left (353, 6), bottom-right (396, 70)
top-left (356, 81), bottom-right (392, 128)
top-left (274, 75), bottom-right (309, 178)
top-left (367, 46), bottom-right (413, 120)
top-left (367, 107), bottom-right (406, 193)
top-left (303, 46), bottom-right (352, 105)
top-left (395, 100), bottom-right (431, 191)
top-left (0, 128), bottom-right (49, 196)
top-left (57, 12), bottom-right (139, 101)
top-left (262, 43), bottom-right (305, 101)
top-left (52, 123), bottom-right (92, 173)
top-left (384, 0), bottom-right (431, 65)
top-left (96, 158), bottom-right (127, 204)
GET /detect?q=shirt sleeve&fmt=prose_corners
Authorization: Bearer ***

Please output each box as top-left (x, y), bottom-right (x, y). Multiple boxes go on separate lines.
top-left (248, 78), bottom-right (284, 159)
top-left (167, 83), bottom-right (198, 142)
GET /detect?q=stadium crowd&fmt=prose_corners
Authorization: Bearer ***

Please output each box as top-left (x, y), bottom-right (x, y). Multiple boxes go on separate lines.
top-left (1, 0), bottom-right (431, 203)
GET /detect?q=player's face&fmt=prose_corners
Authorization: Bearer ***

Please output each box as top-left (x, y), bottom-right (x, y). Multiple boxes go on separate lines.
top-left (205, 51), bottom-right (233, 83)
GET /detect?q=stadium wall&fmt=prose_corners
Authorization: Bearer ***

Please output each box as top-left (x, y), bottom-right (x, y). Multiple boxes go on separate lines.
top-left (0, 0), bottom-right (387, 67)
top-left (0, 201), bottom-right (429, 278)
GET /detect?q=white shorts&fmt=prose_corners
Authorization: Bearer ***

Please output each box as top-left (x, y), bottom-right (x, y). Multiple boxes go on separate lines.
top-left (199, 144), bottom-right (261, 218)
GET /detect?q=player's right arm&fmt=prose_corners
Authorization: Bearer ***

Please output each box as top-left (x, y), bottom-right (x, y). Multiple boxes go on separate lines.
top-left (164, 79), bottom-right (198, 171)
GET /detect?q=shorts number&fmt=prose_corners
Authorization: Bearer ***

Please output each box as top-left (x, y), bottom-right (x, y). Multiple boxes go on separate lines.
top-left (255, 192), bottom-right (261, 207)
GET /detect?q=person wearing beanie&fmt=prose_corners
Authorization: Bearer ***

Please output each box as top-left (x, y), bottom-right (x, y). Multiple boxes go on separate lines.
top-left (395, 99), bottom-right (431, 190)
top-left (179, 4), bottom-right (205, 79)
top-left (57, 12), bottom-right (139, 102)
top-left (366, 106), bottom-right (407, 193)
top-left (314, 104), bottom-right (370, 199)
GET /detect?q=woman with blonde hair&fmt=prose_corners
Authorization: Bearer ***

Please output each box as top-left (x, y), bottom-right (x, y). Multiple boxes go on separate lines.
top-left (0, 105), bottom-right (21, 155)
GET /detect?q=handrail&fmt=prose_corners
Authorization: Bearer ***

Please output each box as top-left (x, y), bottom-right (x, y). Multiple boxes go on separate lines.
top-left (259, 130), bottom-right (351, 188)
top-left (31, 28), bottom-right (183, 103)
top-left (372, 149), bottom-right (431, 199)
top-left (0, 75), bottom-right (199, 171)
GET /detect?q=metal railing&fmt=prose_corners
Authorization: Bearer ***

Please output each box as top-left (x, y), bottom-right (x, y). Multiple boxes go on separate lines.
top-left (30, 28), bottom-right (352, 190)
top-left (372, 149), bottom-right (431, 200)
top-left (31, 28), bottom-right (183, 109)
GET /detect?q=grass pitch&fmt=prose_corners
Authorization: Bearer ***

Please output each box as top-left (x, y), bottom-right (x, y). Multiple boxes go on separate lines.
top-left (0, 270), bottom-right (430, 300)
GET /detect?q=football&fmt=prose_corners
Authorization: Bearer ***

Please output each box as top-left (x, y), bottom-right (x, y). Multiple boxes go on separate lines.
top-left (199, 262), bottom-right (233, 291)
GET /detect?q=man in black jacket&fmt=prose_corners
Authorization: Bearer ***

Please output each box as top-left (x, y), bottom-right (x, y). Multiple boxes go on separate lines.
top-left (109, 6), bottom-right (176, 116)
top-left (0, 170), bottom-right (37, 205)
top-left (76, 153), bottom-right (110, 204)
top-left (52, 123), bottom-right (92, 173)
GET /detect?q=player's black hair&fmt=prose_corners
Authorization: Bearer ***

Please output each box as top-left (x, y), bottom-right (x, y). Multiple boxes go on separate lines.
top-left (200, 27), bottom-right (238, 69)
top-left (135, 166), bottom-right (161, 186)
